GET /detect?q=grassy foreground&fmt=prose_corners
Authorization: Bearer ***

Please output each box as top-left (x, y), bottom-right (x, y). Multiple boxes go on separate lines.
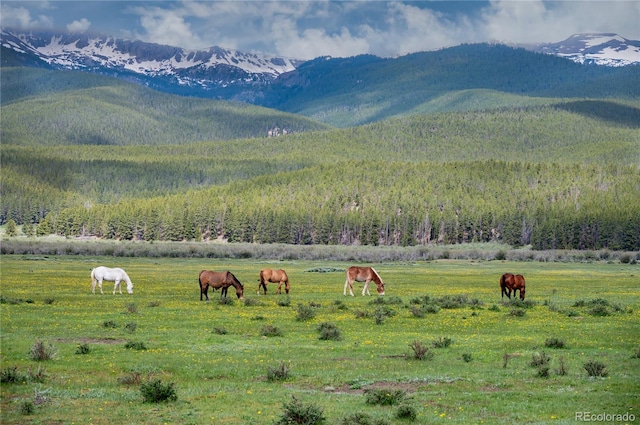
top-left (1, 255), bottom-right (638, 424)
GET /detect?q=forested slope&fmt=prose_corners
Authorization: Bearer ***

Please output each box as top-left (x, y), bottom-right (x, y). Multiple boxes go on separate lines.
top-left (1, 68), bottom-right (332, 145)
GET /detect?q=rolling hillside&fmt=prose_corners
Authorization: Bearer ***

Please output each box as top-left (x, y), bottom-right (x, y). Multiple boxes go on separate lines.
top-left (1, 68), bottom-right (332, 145)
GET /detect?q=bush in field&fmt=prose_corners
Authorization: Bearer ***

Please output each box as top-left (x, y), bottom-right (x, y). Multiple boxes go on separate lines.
top-left (124, 341), bottom-right (147, 351)
top-left (432, 336), bottom-right (453, 348)
top-left (29, 340), bottom-right (56, 361)
top-left (555, 356), bottom-right (569, 376)
top-left (364, 388), bottom-right (406, 406)
top-left (530, 352), bottom-right (551, 368)
top-left (295, 303), bottom-right (317, 321)
top-left (1, 366), bottom-right (22, 383)
top-left (140, 379), bottom-right (177, 403)
top-left (395, 404), bottom-right (418, 420)
top-left (408, 340), bottom-right (434, 361)
top-left (261, 324), bottom-right (283, 337)
top-left (317, 322), bottom-right (342, 341)
top-left (267, 361), bottom-right (291, 382)
top-left (584, 360), bottom-right (608, 377)
top-left (75, 343), bottom-right (91, 355)
top-left (545, 338), bottom-right (567, 349)
top-left (275, 396), bottom-right (325, 425)
top-left (338, 412), bottom-right (390, 425)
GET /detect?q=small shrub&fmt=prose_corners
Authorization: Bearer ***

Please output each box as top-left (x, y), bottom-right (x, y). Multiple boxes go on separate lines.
top-left (555, 356), bottom-right (569, 376)
top-left (354, 309), bottom-right (371, 319)
top-left (125, 302), bottom-right (138, 314)
top-left (277, 296), bottom-right (291, 307)
top-left (409, 340), bottom-right (433, 361)
top-left (275, 396), bottom-right (325, 425)
top-left (125, 322), bottom-right (137, 333)
top-left (364, 388), bottom-right (405, 406)
top-left (43, 298), bottom-right (55, 305)
top-left (317, 322), bottom-right (342, 341)
top-left (252, 315), bottom-right (266, 321)
top-left (495, 250), bottom-right (507, 261)
top-left (510, 308), bottom-right (526, 317)
top-left (338, 412), bottom-right (380, 425)
top-left (619, 253), bottom-right (632, 264)
top-left (243, 297), bottom-right (261, 306)
top-left (26, 365), bottom-right (47, 383)
top-left (261, 324), bottom-right (284, 337)
top-left (118, 371), bottom-right (144, 386)
top-left (488, 304), bottom-right (500, 312)
top-left (530, 352), bottom-right (551, 368)
top-left (20, 400), bottom-right (35, 415)
top-left (217, 296), bottom-right (235, 305)
top-left (536, 365), bottom-right (550, 378)
top-left (409, 305), bottom-right (426, 318)
top-left (140, 379), bottom-right (177, 403)
top-left (124, 341), bottom-right (147, 351)
top-left (29, 340), bottom-right (56, 361)
top-left (102, 320), bottom-right (118, 328)
top-left (333, 299), bottom-right (347, 310)
top-left (266, 361), bottom-right (290, 382)
top-left (631, 348), bottom-right (640, 359)
top-left (432, 336), bottom-right (453, 348)
top-left (147, 301), bottom-right (161, 307)
top-left (213, 326), bottom-right (227, 335)
top-left (462, 353), bottom-right (473, 363)
top-left (584, 360), bottom-right (608, 377)
top-left (1, 366), bottom-right (22, 383)
top-left (588, 305), bottom-right (610, 316)
top-left (395, 404), bottom-right (418, 420)
top-left (295, 303), bottom-right (316, 321)
top-left (75, 343), bottom-right (92, 355)
top-left (544, 337), bottom-right (567, 349)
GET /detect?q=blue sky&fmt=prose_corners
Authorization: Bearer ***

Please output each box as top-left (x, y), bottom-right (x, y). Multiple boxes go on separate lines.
top-left (2, 1), bottom-right (639, 59)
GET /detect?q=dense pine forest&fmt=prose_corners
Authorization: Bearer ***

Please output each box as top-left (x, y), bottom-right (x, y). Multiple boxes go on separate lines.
top-left (1, 66), bottom-right (639, 251)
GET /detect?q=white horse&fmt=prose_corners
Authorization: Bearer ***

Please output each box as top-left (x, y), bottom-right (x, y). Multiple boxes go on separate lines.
top-left (91, 266), bottom-right (133, 295)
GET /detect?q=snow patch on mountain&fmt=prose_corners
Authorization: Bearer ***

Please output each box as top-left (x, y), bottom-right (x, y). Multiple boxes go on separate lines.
top-left (530, 33), bottom-right (640, 67)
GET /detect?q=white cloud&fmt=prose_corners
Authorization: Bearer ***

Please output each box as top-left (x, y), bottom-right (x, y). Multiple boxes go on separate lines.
top-left (0, 3), bottom-right (53, 30)
top-left (130, 5), bottom-right (204, 48)
top-left (67, 18), bottom-right (91, 33)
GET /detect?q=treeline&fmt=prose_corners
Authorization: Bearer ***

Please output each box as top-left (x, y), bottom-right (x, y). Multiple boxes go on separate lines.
top-left (31, 161), bottom-right (640, 250)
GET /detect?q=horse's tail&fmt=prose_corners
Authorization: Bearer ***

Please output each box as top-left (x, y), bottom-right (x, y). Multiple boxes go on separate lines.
top-left (90, 268), bottom-right (96, 284)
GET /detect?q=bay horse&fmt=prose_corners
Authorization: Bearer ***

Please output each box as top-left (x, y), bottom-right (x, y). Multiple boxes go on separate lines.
top-left (91, 266), bottom-right (133, 295)
top-left (500, 273), bottom-right (526, 300)
top-left (344, 266), bottom-right (385, 296)
top-left (199, 270), bottom-right (244, 301)
top-left (258, 268), bottom-right (290, 295)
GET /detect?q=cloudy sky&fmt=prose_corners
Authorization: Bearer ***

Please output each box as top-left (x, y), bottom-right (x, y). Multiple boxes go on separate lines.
top-left (2, 1), bottom-right (639, 59)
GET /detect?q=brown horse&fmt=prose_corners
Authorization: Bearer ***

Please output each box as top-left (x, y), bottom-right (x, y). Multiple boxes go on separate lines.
top-left (344, 266), bottom-right (386, 296)
top-left (258, 268), bottom-right (290, 295)
top-left (199, 270), bottom-right (244, 301)
top-left (500, 273), bottom-right (526, 300)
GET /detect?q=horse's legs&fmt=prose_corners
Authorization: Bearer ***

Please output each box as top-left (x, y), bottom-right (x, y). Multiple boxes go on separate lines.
top-left (276, 281), bottom-right (282, 295)
top-left (97, 278), bottom-right (104, 295)
top-left (91, 278), bottom-right (97, 294)
top-left (362, 279), bottom-right (371, 296)
top-left (284, 282), bottom-right (290, 294)
top-left (221, 285), bottom-right (228, 299)
top-left (344, 278), bottom-right (354, 296)
top-left (201, 285), bottom-right (209, 301)
top-left (113, 280), bottom-right (122, 295)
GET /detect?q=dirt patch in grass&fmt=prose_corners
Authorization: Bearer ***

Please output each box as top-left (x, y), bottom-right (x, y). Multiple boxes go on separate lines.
top-left (326, 379), bottom-right (457, 394)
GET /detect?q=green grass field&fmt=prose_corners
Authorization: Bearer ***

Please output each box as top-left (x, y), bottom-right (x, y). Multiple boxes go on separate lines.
top-left (1, 255), bottom-right (638, 424)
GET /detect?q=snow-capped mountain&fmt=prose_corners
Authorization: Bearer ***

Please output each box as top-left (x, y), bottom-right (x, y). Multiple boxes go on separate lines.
top-left (528, 33), bottom-right (640, 67)
top-left (0, 30), bottom-right (303, 97)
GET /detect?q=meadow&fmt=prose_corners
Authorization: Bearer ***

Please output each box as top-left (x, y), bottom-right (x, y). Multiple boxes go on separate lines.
top-left (1, 254), bottom-right (638, 424)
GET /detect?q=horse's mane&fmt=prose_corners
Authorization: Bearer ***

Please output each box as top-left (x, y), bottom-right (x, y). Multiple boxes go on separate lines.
top-left (370, 267), bottom-right (383, 283)
top-left (228, 271), bottom-right (244, 289)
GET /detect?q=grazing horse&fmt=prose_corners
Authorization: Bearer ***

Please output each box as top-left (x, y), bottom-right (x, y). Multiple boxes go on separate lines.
top-left (344, 266), bottom-right (385, 296)
top-left (500, 273), bottom-right (526, 300)
top-left (91, 266), bottom-right (133, 295)
top-left (258, 268), bottom-right (290, 295)
top-left (199, 270), bottom-right (244, 301)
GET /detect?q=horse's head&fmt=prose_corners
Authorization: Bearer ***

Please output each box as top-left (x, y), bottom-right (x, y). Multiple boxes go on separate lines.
top-left (126, 281), bottom-right (134, 294)
top-left (235, 283), bottom-right (244, 300)
top-left (376, 281), bottom-right (385, 296)
top-left (519, 287), bottom-right (525, 300)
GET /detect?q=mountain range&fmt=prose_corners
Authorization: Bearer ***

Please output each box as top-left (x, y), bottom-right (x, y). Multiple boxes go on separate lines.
top-left (2, 29), bottom-right (639, 127)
